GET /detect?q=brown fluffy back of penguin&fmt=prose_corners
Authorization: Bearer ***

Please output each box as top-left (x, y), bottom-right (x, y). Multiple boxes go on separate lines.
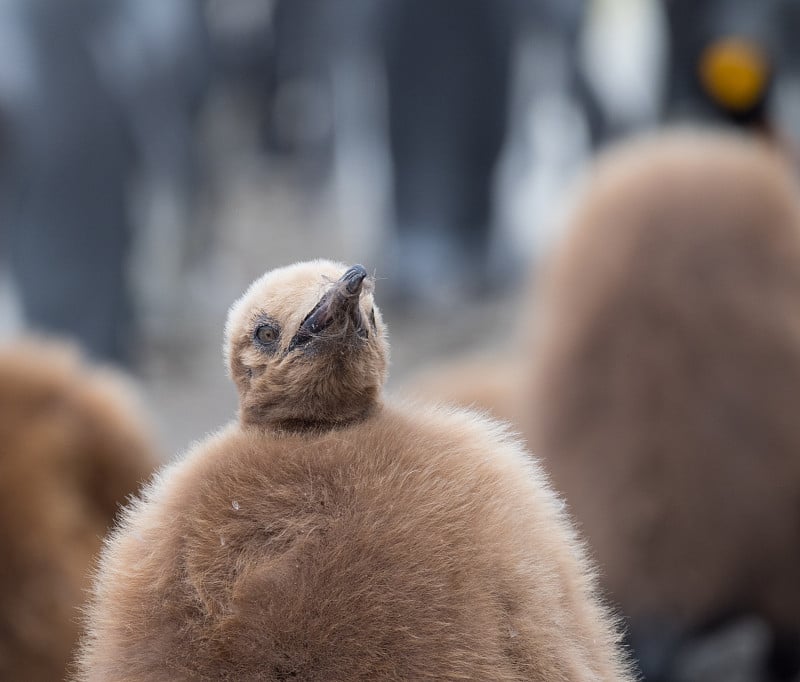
top-left (0, 339), bottom-right (157, 681)
top-left (78, 403), bottom-right (632, 681)
top-left (524, 129), bottom-right (800, 632)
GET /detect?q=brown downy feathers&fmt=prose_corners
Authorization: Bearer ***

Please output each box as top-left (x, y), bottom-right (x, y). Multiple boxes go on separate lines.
top-left (525, 130), bottom-right (800, 635)
top-left (0, 339), bottom-right (157, 681)
top-left (78, 259), bottom-right (632, 681)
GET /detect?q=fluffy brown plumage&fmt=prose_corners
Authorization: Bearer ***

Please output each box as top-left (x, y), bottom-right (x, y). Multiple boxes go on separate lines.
top-left (524, 130), bottom-right (800, 659)
top-left (398, 131), bottom-right (800, 676)
top-left (0, 339), bottom-right (157, 681)
top-left (78, 259), bottom-right (631, 681)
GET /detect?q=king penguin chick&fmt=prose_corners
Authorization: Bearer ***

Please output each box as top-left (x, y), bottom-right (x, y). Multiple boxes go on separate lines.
top-left (0, 339), bottom-right (157, 681)
top-left (523, 130), bottom-right (800, 677)
top-left (78, 259), bottom-right (632, 682)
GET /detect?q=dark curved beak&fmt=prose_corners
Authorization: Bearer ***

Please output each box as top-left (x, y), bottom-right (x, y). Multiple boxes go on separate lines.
top-left (290, 265), bottom-right (369, 348)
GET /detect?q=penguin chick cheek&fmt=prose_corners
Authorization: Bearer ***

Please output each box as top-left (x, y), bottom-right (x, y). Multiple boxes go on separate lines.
top-left (288, 301), bottom-right (369, 351)
top-left (233, 321), bottom-right (280, 384)
top-left (287, 325), bottom-right (367, 358)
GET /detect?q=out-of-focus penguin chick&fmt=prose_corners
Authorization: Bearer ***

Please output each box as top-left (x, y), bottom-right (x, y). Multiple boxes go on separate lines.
top-left (0, 339), bottom-right (157, 681)
top-left (401, 352), bottom-right (521, 426)
top-left (524, 130), bottom-right (800, 676)
top-left (78, 259), bottom-right (633, 682)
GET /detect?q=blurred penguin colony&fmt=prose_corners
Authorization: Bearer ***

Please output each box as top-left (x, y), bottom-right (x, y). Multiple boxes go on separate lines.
top-left (1, 1), bottom-right (800, 681)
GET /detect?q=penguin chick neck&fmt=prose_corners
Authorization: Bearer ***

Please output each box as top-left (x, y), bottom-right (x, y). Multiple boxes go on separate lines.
top-left (224, 260), bottom-right (389, 432)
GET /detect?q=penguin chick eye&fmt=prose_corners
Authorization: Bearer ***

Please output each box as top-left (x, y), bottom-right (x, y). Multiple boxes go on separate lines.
top-left (254, 323), bottom-right (280, 348)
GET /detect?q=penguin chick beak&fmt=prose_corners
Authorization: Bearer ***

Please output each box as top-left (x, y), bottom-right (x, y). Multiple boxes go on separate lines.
top-left (290, 265), bottom-right (369, 349)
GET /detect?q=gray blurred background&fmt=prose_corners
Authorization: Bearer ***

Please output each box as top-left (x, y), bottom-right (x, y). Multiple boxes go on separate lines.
top-left (0, 0), bottom-right (797, 454)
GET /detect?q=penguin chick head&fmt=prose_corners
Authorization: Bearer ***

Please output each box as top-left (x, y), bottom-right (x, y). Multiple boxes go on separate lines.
top-left (224, 260), bottom-right (388, 430)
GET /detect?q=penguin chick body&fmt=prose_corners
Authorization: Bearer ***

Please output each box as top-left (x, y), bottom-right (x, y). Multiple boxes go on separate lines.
top-left (525, 131), bottom-right (800, 649)
top-left (0, 339), bottom-right (157, 681)
top-left (78, 260), bottom-right (631, 682)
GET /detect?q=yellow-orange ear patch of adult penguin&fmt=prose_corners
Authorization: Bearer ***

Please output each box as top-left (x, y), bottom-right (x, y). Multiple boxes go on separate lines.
top-left (699, 38), bottom-right (769, 112)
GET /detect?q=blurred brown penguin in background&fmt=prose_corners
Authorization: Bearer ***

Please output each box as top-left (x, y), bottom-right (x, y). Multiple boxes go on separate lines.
top-left (0, 340), bottom-right (157, 681)
top-left (401, 129), bottom-right (800, 679)
top-left (524, 130), bottom-right (800, 679)
top-left (403, 351), bottom-right (521, 425)
top-left (78, 259), bottom-right (632, 682)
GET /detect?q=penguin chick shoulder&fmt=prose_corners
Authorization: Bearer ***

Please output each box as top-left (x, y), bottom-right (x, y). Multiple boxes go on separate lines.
top-left (78, 259), bottom-right (632, 682)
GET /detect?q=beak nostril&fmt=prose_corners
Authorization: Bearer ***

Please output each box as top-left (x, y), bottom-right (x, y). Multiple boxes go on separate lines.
top-left (342, 265), bottom-right (368, 295)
